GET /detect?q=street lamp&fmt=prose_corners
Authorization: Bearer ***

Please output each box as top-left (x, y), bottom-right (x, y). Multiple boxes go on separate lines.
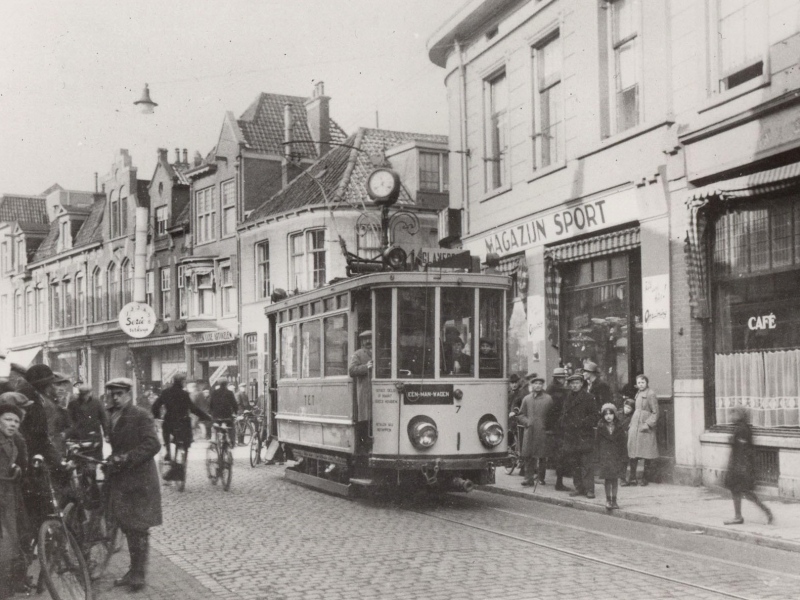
top-left (134, 83), bottom-right (158, 114)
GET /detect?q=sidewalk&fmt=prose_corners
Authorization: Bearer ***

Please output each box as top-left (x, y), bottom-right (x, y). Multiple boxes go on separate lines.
top-left (483, 468), bottom-right (800, 553)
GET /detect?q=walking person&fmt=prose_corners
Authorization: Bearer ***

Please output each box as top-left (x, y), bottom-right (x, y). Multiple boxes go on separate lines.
top-left (595, 403), bottom-right (626, 510)
top-left (105, 377), bottom-right (162, 592)
top-left (547, 367), bottom-right (569, 490)
top-left (517, 376), bottom-right (553, 487)
top-left (626, 374), bottom-right (659, 486)
top-left (560, 373), bottom-right (597, 498)
top-left (209, 378), bottom-right (238, 447)
top-left (0, 402), bottom-right (29, 600)
top-left (723, 406), bottom-right (773, 525)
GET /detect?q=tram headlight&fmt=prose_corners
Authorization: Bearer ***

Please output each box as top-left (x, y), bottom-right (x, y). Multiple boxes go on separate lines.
top-left (477, 416), bottom-right (504, 448)
top-left (407, 416), bottom-right (438, 450)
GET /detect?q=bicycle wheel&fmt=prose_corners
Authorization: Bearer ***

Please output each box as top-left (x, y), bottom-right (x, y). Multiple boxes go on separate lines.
top-left (176, 449), bottom-right (187, 492)
top-left (240, 421), bottom-right (254, 446)
top-left (220, 448), bottom-right (233, 491)
top-left (38, 518), bottom-right (92, 600)
top-left (206, 444), bottom-right (218, 484)
top-left (249, 432), bottom-right (261, 468)
top-left (63, 503), bottom-right (112, 581)
top-left (505, 444), bottom-right (519, 475)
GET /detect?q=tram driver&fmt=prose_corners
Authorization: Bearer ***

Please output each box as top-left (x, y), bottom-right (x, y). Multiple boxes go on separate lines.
top-left (349, 330), bottom-right (373, 452)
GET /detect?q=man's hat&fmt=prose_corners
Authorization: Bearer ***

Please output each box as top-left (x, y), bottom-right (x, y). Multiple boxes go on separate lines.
top-left (583, 361), bottom-right (600, 374)
top-left (529, 376), bottom-right (545, 384)
top-left (524, 372), bottom-right (538, 381)
top-left (0, 391), bottom-right (33, 409)
top-left (358, 330), bottom-right (372, 338)
top-left (566, 374), bottom-right (584, 383)
top-left (105, 377), bottom-right (133, 390)
top-left (552, 367), bottom-right (568, 377)
top-left (25, 364), bottom-right (69, 389)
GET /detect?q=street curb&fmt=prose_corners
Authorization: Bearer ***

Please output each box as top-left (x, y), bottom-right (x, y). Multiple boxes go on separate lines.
top-left (478, 484), bottom-right (800, 555)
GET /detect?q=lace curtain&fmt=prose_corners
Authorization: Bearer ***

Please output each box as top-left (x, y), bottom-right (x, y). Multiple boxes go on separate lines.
top-left (715, 350), bottom-right (800, 427)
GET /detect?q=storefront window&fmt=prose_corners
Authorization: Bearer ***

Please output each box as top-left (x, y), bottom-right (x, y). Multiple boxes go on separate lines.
top-left (323, 314), bottom-right (348, 376)
top-left (441, 287), bottom-right (474, 377)
top-left (560, 252), bottom-right (642, 395)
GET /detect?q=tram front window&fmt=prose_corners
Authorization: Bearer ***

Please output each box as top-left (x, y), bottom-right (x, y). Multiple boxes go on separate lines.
top-left (375, 289), bottom-right (392, 379)
top-left (398, 288), bottom-right (435, 379)
top-left (479, 289), bottom-right (504, 378)
top-left (441, 287), bottom-right (474, 377)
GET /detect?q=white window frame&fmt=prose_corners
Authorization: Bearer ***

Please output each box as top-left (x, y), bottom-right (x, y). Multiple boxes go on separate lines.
top-left (194, 186), bottom-right (216, 244)
top-left (16, 236), bottom-right (25, 266)
top-left (256, 241), bottom-right (270, 300)
top-left (484, 69), bottom-right (509, 192)
top-left (155, 206), bottom-right (168, 235)
top-left (160, 267), bottom-right (171, 320)
top-left (177, 265), bottom-right (187, 318)
top-left (76, 273), bottom-right (85, 325)
top-left (289, 229), bottom-right (327, 292)
top-left (220, 263), bottom-right (234, 316)
top-left (221, 179), bottom-right (236, 237)
top-left (532, 30), bottom-right (564, 170)
top-left (14, 290), bottom-right (23, 336)
top-left (606, 0), bottom-right (642, 135)
top-left (419, 151), bottom-right (449, 192)
top-left (197, 272), bottom-right (215, 317)
top-left (145, 270), bottom-right (154, 308)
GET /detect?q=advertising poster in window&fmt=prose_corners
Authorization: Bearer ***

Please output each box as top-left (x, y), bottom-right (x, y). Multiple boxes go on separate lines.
top-left (527, 295), bottom-right (544, 342)
top-left (642, 274), bottom-right (669, 330)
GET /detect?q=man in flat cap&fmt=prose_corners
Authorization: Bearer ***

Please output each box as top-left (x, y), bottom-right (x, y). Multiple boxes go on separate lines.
top-left (105, 378), bottom-right (162, 592)
top-left (349, 330), bottom-right (373, 451)
top-left (559, 373), bottom-right (597, 498)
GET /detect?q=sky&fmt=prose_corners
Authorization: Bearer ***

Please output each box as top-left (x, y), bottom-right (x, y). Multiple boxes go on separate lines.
top-left (0, 0), bottom-right (467, 196)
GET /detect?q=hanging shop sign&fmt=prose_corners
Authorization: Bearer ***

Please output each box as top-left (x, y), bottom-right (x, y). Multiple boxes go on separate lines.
top-left (119, 302), bottom-right (157, 338)
top-left (642, 274), bottom-right (670, 330)
top-left (476, 188), bottom-right (639, 258)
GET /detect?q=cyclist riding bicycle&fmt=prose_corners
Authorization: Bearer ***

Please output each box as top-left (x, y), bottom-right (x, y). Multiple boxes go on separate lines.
top-left (151, 373), bottom-right (211, 479)
top-left (209, 378), bottom-right (238, 447)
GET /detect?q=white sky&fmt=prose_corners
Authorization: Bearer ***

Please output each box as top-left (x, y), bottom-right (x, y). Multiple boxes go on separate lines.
top-left (0, 0), bottom-right (467, 196)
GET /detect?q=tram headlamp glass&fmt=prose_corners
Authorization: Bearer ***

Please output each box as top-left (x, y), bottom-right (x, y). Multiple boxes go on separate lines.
top-left (478, 420), bottom-right (504, 448)
top-left (408, 417), bottom-right (438, 450)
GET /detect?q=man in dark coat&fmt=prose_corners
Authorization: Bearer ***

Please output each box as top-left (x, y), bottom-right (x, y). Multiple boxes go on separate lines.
top-left (66, 384), bottom-right (109, 460)
top-left (547, 367), bottom-right (569, 491)
top-left (106, 377), bottom-right (162, 592)
top-left (583, 361), bottom-right (611, 413)
top-left (151, 373), bottom-right (211, 462)
top-left (559, 374), bottom-right (597, 498)
top-left (209, 378), bottom-right (238, 446)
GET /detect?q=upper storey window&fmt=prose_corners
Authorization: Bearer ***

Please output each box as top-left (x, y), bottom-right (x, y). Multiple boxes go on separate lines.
top-left (289, 229), bottom-right (327, 292)
top-left (221, 180), bottom-right (236, 236)
top-left (608, 0), bottom-right (641, 134)
top-left (419, 152), bottom-right (449, 192)
top-left (717, 0), bottom-right (766, 91)
top-left (155, 206), bottom-right (168, 235)
top-left (195, 186), bottom-right (216, 244)
top-left (533, 32), bottom-right (563, 169)
top-left (484, 70), bottom-right (508, 192)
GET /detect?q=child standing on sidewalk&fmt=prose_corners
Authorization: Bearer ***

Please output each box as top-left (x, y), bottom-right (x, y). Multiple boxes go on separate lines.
top-left (619, 398), bottom-right (635, 486)
top-left (595, 403), bottom-right (626, 510)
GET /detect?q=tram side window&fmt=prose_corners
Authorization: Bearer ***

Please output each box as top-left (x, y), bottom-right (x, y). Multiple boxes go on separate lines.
top-left (299, 320), bottom-right (321, 378)
top-left (375, 289), bottom-right (392, 378)
top-left (398, 288), bottom-right (435, 379)
top-left (479, 289), bottom-right (504, 378)
top-left (324, 314), bottom-right (348, 376)
top-left (280, 325), bottom-right (297, 379)
top-left (441, 287), bottom-right (474, 377)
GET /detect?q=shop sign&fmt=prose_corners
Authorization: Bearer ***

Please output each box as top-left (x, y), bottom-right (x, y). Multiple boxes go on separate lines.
top-left (477, 188), bottom-right (639, 257)
top-left (642, 274), bottom-right (670, 330)
top-left (402, 384), bottom-right (453, 405)
top-left (748, 313), bottom-right (776, 330)
top-left (413, 248), bottom-right (471, 269)
top-left (119, 302), bottom-right (157, 339)
top-left (185, 330), bottom-right (236, 345)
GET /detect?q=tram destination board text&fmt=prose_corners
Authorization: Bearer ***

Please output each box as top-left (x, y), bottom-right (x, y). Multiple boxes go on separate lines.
top-left (403, 384), bottom-right (454, 405)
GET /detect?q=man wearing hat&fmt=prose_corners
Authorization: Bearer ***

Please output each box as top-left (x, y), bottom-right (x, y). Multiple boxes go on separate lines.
top-left (209, 378), bottom-right (238, 447)
top-left (583, 361), bottom-right (612, 413)
top-left (547, 367), bottom-right (570, 491)
top-left (559, 373), bottom-right (597, 498)
top-left (105, 377), bottom-right (162, 592)
top-left (516, 376), bottom-right (554, 487)
top-left (349, 330), bottom-right (373, 451)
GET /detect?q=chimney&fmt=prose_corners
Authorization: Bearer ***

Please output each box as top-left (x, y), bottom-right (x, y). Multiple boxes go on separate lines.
top-left (182, 149), bottom-right (188, 165)
top-left (175, 148), bottom-right (181, 164)
top-left (304, 81), bottom-right (331, 158)
top-left (193, 151), bottom-right (203, 167)
top-left (158, 148), bottom-right (168, 163)
top-left (94, 172), bottom-right (98, 193)
top-left (282, 103), bottom-right (301, 187)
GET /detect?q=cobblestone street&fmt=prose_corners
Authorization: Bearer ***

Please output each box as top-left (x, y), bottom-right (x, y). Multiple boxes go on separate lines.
top-left (85, 442), bottom-right (800, 600)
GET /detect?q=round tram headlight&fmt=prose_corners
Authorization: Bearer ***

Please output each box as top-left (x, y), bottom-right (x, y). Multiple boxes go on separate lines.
top-left (477, 417), bottom-right (504, 448)
top-left (407, 416), bottom-right (438, 450)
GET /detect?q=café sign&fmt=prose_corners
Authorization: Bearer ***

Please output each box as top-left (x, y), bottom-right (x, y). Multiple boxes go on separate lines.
top-left (119, 302), bottom-right (157, 339)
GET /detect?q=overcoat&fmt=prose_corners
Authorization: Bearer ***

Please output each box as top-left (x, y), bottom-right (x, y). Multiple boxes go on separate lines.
top-left (0, 433), bottom-right (28, 581)
top-left (348, 348), bottom-right (372, 421)
top-left (108, 403), bottom-right (162, 531)
top-left (724, 418), bottom-right (756, 493)
top-left (587, 379), bottom-right (612, 411)
top-left (559, 389), bottom-right (597, 454)
top-left (627, 387), bottom-right (659, 460)
top-left (516, 391), bottom-right (553, 458)
top-left (594, 418), bottom-right (627, 479)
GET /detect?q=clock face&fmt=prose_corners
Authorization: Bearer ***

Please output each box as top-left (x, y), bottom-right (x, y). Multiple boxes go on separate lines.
top-left (368, 170), bottom-right (397, 198)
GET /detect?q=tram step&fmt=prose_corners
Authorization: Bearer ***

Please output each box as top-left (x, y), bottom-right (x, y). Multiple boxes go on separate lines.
top-left (349, 478), bottom-right (374, 487)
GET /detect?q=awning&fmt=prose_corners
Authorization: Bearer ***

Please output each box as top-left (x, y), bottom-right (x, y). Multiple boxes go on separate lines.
top-left (128, 335), bottom-right (185, 348)
top-left (686, 160), bottom-right (800, 204)
top-left (545, 226), bottom-right (640, 264)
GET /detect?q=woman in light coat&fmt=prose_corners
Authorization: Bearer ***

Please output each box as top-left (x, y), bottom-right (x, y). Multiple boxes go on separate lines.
top-left (625, 374), bottom-right (659, 486)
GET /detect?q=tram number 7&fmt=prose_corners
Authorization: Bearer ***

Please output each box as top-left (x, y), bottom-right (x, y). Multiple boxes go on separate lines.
top-left (304, 394), bottom-right (315, 406)
top-left (455, 405), bottom-right (461, 413)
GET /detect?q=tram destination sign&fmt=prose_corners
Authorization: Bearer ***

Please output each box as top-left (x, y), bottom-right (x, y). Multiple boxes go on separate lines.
top-left (403, 384), bottom-right (454, 405)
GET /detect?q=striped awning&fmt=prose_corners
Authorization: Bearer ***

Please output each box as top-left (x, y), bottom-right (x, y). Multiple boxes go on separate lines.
top-left (128, 335), bottom-right (185, 348)
top-left (686, 160), bottom-right (800, 204)
top-left (545, 226), bottom-right (640, 264)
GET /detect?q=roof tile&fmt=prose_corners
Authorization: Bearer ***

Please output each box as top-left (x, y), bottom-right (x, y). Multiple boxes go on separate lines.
top-left (0, 195), bottom-right (48, 224)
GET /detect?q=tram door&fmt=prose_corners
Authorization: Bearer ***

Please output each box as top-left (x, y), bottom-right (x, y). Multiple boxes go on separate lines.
top-left (267, 314), bottom-right (279, 438)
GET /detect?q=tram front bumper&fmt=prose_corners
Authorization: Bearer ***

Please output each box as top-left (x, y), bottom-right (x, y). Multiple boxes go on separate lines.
top-left (368, 454), bottom-right (511, 471)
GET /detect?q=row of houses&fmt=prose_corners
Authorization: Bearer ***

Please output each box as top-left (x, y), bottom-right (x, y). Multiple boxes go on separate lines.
top-left (0, 81), bottom-right (449, 409)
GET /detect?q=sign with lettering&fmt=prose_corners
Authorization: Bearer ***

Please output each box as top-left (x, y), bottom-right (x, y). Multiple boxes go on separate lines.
top-left (119, 302), bottom-right (157, 338)
top-left (473, 188), bottom-right (639, 258)
top-left (527, 295), bottom-right (544, 342)
top-left (642, 274), bottom-right (670, 330)
top-left (748, 314), bottom-right (776, 330)
top-left (403, 384), bottom-right (454, 405)
top-left (185, 330), bottom-right (236, 345)
top-left (372, 384), bottom-right (399, 454)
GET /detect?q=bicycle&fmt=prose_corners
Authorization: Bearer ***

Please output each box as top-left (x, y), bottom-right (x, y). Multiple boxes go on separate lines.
top-left (30, 453), bottom-right (93, 600)
top-left (505, 414), bottom-right (523, 476)
top-left (159, 424), bottom-right (190, 493)
top-left (249, 412), bottom-right (267, 468)
top-left (235, 409), bottom-right (259, 446)
top-left (206, 422), bottom-right (233, 491)
top-left (61, 440), bottom-right (120, 581)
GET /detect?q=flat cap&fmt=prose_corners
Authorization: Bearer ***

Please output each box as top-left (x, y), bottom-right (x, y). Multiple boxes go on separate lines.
top-left (358, 330), bottom-right (372, 338)
top-left (566, 374), bottom-right (584, 383)
top-left (105, 377), bottom-right (133, 390)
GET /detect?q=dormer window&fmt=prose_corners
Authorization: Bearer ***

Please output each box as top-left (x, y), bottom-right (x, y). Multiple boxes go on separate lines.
top-left (16, 236), bottom-right (25, 267)
top-left (58, 220), bottom-right (71, 251)
top-left (155, 206), bottom-right (168, 235)
top-left (419, 151), bottom-right (449, 192)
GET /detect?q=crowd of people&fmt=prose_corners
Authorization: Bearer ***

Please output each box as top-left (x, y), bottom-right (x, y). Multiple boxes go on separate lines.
top-left (0, 362), bottom-right (254, 598)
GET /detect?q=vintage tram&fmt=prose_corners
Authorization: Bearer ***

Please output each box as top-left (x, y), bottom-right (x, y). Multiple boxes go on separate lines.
top-left (263, 268), bottom-right (512, 496)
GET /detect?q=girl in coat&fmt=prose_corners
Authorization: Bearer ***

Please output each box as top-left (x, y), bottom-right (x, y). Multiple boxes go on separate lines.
top-left (626, 374), bottom-right (659, 486)
top-left (618, 398), bottom-right (635, 486)
top-left (723, 406), bottom-right (773, 525)
top-left (516, 377), bottom-right (553, 487)
top-left (595, 403), bottom-right (626, 510)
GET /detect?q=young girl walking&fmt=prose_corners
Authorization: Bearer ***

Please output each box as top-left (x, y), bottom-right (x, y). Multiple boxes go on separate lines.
top-left (724, 406), bottom-right (773, 525)
top-left (594, 403), bottom-right (627, 510)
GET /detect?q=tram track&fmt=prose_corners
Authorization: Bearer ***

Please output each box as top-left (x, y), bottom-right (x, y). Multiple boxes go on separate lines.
top-left (397, 492), bottom-right (800, 600)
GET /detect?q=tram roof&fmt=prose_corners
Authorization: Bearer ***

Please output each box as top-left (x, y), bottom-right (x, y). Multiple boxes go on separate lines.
top-left (264, 271), bottom-right (512, 315)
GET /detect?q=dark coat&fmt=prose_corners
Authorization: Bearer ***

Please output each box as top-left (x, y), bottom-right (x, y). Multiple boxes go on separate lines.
top-left (152, 384), bottom-right (211, 446)
top-left (517, 391), bottom-right (554, 458)
top-left (724, 419), bottom-right (756, 493)
top-left (209, 387), bottom-right (238, 421)
top-left (587, 379), bottom-right (612, 412)
top-left (618, 411), bottom-right (632, 460)
top-left (67, 394), bottom-right (110, 442)
top-left (108, 404), bottom-right (162, 531)
top-left (559, 389), bottom-right (597, 454)
top-left (19, 389), bottom-right (61, 468)
top-left (0, 432), bottom-right (29, 575)
top-left (545, 382), bottom-right (566, 432)
top-left (594, 419), bottom-right (627, 479)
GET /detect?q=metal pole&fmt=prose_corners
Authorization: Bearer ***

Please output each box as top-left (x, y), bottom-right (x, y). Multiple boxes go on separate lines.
top-left (133, 207), bottom-right (147, 303)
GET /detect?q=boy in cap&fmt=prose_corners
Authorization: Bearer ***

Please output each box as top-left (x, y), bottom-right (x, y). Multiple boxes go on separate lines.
top-left (105, 377), bottom-right (162, 592)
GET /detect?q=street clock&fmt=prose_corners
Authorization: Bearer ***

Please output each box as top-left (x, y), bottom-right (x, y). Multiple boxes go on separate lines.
top-left (366, 168), bottom-right (401, 206)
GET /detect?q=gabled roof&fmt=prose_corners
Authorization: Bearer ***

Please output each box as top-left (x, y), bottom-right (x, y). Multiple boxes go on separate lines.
top-left (0, 195), bottom-right (48, 224)
top-left (236, 92), bottom-right (347, 160)
top-left (245, 128), bottom-right (447, 223)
